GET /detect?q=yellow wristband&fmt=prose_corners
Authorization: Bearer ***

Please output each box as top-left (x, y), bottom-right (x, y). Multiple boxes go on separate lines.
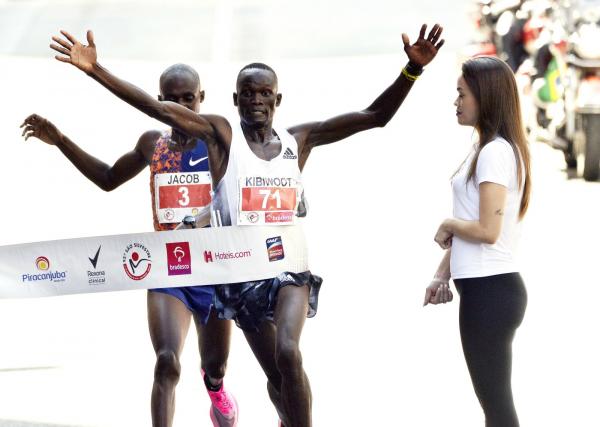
top-left (401, 66), bottom-right (419, 82)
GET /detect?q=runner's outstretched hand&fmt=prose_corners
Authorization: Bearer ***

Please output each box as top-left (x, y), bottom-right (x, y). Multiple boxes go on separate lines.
top-left (20, 114), bottom-right (62, 145)
top-left (402, 24), bottom-right (445, 67)
top-left (50, 30), bottom-right (97, 74)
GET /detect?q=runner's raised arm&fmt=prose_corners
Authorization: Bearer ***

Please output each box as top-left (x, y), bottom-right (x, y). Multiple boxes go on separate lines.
top-left (20, 113), bottom-right (153, 191)
top-left (50, 30), bottom-right (231, 147)
top-left (288, 24), bottom-right (444, 150)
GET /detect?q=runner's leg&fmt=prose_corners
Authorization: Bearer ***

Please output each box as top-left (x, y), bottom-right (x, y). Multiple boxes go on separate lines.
top-left (273, 285), bottom-right (312, 427)
top-left (194, 309), bottom-right (238, 427)
top-left (243, 321), bottom-right (289, 426)
top-left (194, 310), bottom-right (232, 385)
top-left (147, 291), bottom-right (192, 427)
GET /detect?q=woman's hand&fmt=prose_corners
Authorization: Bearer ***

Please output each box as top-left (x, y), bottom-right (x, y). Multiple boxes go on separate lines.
top-left (423, 278), bottom-right (453, 306)
top-left (434, 219), bottom-right (453, 249)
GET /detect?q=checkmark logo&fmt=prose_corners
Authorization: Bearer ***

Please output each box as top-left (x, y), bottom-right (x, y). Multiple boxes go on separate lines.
top-left (189, 156), bottom-right (208, 167)
top-left (89, 246), bottom-right (101, 269)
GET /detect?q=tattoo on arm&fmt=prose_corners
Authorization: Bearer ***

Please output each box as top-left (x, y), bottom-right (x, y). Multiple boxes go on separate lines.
top-left (495, 209), bottom-right (504, 216)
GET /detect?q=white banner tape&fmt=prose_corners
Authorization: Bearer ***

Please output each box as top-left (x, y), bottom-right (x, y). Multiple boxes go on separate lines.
top-left (0, 225), bottom-right (308, 298)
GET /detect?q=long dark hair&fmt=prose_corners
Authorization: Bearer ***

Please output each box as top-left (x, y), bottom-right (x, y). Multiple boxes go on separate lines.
top-left (462, 56), bottom-right (531, 219)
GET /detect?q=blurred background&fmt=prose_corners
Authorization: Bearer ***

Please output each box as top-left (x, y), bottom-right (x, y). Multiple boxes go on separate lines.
top-left (0, 0), bottom-right (598, 426)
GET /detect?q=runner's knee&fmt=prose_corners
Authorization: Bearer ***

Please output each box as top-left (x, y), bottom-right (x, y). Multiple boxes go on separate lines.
top-left (201, 356), bottom-right (227, 380)
top-left (275, 338), bottom-right (303, 376)
top-left (154, 350), bottom-right (181, 383)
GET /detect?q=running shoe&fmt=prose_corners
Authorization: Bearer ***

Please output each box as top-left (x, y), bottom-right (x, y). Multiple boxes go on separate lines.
top-left (203, 371), bottom-right (238, 427)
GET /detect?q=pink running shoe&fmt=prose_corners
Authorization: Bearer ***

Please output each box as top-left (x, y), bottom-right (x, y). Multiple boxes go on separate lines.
top-left (203, 371), bottom-right (238, 427)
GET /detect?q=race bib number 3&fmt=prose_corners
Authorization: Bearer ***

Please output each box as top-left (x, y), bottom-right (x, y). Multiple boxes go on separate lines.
top-left (155, 172), bottom-right (212, 223)
top-left (238, 177), bottom-right (299, 226)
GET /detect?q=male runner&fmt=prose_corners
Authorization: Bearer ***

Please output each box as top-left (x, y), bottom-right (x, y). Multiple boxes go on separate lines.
top-left (48, 24), bottom-right (444, 427)
top-left (19, 64), bottom-right (238, 427)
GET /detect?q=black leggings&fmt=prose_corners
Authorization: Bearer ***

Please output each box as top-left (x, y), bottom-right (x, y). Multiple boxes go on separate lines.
top-left (454, 273), bottom-right (527, 427)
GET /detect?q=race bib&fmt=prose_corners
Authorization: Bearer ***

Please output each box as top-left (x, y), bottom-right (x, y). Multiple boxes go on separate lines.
top-left (155, 172), bottom-right (212, 223)
top-left (238, 176), bottom-right (300, 225)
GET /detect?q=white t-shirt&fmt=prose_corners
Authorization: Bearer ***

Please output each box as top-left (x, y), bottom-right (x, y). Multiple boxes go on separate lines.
top-left (450, 137), bottom-right (524, 279)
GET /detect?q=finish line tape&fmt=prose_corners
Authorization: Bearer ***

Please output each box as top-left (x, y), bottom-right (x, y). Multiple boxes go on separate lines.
top-left (0, 225), bottom-right (308, 298)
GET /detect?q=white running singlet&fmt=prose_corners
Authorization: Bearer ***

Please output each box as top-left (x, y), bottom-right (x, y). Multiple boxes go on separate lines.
top-left (212, 123), bottom-right (303, 227)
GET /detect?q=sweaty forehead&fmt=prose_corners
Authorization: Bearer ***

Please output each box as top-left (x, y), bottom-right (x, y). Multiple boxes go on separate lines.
top-left (237, 69), bottom-right (277, 91)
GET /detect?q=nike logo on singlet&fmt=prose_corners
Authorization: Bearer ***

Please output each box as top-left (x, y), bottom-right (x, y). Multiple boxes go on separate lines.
top-left (189, 156), bottom-right (208, 167)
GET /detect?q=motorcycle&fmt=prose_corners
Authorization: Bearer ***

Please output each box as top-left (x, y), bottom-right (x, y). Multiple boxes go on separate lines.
top-left (562, 0), bottom-right (600, 180)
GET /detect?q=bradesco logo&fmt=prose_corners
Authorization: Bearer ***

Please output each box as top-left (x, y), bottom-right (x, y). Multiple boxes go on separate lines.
top-left (265, 211), bottom-right (294, 223)
top-left (21, 256), bottom-right (67, 283)
top-left (122, 243), bottom-right (152, 281)
top-left (166, 242), bottom-right (191, 276)
top-left (202, 248), bottom-right (252, 263)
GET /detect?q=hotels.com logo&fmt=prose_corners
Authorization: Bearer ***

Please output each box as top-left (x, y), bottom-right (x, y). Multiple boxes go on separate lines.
top-left (202, 249), bottom-right (251, 263)
top-left (166, 242), bottom-right (192, 276)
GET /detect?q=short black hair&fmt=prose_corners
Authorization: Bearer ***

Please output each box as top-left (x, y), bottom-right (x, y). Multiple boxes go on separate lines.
top-left (159, 63), bottom-right (200, 89)
top-left (237, 62), bottom-right (278, 85)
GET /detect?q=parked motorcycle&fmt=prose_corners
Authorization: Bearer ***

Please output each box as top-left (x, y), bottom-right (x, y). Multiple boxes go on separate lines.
top-left (562, 0), bottom-right (600, 180)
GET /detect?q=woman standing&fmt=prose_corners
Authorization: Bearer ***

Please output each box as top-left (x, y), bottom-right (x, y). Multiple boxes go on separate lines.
top-left (424, 56), bottom-right (532, 427)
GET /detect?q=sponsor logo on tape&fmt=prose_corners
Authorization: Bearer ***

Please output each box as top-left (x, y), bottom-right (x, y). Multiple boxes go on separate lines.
top-left (166, 242), bottom-right (192, 276)
top-left (87, 245), bottom-right (106, 285)
top-left (202, 249), bottom-right (252, 263)
top-left (266, 236), bottom-right (285, 262)
top-left (36, 256), bottom-right (50, 271)
top-left (122, 243), bottom-right (152, 281)
top-left (22, 256), bottom-right (67, 283)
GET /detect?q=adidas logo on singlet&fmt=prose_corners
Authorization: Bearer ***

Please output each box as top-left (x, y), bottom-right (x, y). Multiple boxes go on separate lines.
top-left (283, 148), bottom-right (297, 160)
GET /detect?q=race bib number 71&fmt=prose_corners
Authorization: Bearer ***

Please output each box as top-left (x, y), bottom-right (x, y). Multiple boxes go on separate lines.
top-left (238, 177), bottom-right (300, 225)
